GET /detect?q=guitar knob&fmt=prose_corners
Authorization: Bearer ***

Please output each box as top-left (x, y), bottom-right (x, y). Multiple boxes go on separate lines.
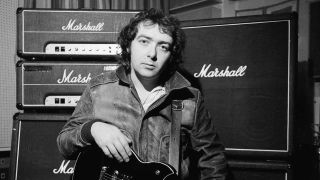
top-left (155, 170), bottom-right (161, 175)
top-left (113, 170), bottom-right (119, 176)
top-left (110, 170), bottom-right (120, 180)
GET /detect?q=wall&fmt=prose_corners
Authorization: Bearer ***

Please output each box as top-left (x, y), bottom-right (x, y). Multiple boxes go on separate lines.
top-left (170, 0), bottom-right (297, 19)
top-left (0, 1), bottom-right (19, 151)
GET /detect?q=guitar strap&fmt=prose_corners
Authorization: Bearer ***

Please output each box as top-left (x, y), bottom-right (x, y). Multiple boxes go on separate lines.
top-left (169, 100), bottom-right (183, 175)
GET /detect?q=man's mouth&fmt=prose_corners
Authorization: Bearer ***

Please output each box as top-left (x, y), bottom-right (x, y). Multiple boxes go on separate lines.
top-left (143, 63), bottom-right (156, 69)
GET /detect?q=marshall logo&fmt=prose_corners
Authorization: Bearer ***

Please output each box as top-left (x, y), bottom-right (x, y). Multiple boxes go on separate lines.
top-left (53, 160), bottom-right (74, 174)
top-left (62, 19), bottom-right (104, 31)
top-left (194, 64), bottom-right (247, 78)
top-left (57, 69), bottom-right (91, 84)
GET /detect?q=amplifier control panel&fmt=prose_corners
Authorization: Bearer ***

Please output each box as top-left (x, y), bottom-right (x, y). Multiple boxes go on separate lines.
top-left (45, 96), bottom-right (80, 107)
top-left (45, 43), bottom-right (121, 55)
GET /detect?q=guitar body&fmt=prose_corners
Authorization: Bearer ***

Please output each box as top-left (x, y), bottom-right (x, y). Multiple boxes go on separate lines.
top-left (72, 146), bottom-right (178, 180)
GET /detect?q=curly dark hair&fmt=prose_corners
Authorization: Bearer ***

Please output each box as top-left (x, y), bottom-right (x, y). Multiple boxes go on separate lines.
top-left (117, 8), bottom-right (186, 74)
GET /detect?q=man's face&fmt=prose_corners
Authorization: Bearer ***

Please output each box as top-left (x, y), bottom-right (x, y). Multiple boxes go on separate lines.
top-left (129, 22), bottom-right (173, 80)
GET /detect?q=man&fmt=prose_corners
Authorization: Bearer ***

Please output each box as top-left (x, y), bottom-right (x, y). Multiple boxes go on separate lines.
top-left (57, 8), bottom-right (227, 180)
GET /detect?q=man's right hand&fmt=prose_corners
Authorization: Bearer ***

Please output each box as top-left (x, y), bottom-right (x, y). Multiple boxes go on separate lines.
top-left (91, 122), bottom-right (132, 162)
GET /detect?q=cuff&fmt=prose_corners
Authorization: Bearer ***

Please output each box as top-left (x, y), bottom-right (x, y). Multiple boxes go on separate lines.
top-left (80, 120), bottom-right (103, 144)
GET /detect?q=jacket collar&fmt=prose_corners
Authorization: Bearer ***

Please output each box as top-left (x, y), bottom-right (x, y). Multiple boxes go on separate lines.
top-left (115, 65), bottom-right (130, 85)
top-left (115, 65), bottom-right (191, 92)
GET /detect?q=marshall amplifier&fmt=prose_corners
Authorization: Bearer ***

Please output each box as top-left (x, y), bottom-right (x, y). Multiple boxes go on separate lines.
top-left (181, 13), bottom-right (297, 158)
top-left (16, 60), bottom-right (118, 109)
top-left (10, 113), bottom-right (75, 180)
top-left (17, 8), bottom-right (138, 59)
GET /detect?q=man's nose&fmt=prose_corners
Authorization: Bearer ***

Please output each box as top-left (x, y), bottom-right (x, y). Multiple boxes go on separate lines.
top-left (147, 45), bottom-right (157, 61)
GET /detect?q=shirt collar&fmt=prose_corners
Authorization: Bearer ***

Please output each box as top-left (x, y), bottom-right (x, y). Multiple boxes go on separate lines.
top-left (115, 65), bottom-right (191, 91)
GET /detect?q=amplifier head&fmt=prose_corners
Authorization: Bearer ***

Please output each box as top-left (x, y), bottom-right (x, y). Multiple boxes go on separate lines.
top-left (16, 60), bottom-right (118, 109)
top-left (17, 8), bottom-right (138, 59)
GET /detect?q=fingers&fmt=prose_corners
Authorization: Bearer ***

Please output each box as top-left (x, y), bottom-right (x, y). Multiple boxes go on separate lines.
top-left (112, 138), bottom-right (130, 162)
top-left (101, 146), bottom-right (112, 158)
top-left (107, 143), bottom-right (124, 162)
top-left (103, 135), bottom-right (131, 162)
top-left (91, 122), bottom-right (132, 162)
top-left (123, 135), bottom-right (132, 156)
top-left (124, 135), bottom-right (132, 145)
top-left (117, 135), bottom-right (132, 161)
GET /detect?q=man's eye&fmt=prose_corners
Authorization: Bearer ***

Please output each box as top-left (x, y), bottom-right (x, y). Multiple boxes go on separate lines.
top-left (139, 39), bottom-right (149, 45)
top-left (159, 45), bottom-right (169, 51)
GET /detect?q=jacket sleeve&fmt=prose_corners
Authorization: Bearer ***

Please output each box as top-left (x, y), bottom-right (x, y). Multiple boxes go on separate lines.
top-left (191, 92), bottom-right (227, 180)
top-left (56, 85), bottom-right (100, 159)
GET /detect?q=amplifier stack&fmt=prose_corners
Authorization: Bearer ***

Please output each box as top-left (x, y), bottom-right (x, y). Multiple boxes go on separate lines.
top-left (10, 8), bottom-right (137, 180)
top-left (10, 8), bottom-right (312, 180)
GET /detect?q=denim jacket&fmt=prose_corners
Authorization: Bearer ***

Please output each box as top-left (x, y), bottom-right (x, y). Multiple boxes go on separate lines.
top-left (57, 66), bottom-right (227, 180)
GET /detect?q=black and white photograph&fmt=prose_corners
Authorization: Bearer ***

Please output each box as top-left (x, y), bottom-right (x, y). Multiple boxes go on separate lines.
top-left (0, 0), bottom-right (319, 180)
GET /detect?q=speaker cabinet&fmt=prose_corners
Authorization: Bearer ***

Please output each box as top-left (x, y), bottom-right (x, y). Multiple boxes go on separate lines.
top-left (10, 113), bottom-right (75, 180)
top-left (311, 2), bottom-right (320, 79)
top-left (227, 160), bottom-right (292, 180)
top-left (181, 13), bottom-right (297, 158)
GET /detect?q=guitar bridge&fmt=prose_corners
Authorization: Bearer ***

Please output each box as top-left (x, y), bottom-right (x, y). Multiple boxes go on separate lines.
top-left (99, 166), bottom-right (133, 180)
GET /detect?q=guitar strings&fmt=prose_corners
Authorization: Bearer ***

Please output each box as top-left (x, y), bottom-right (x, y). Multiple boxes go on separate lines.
top-left (103, 173), bottom-right (120, 180)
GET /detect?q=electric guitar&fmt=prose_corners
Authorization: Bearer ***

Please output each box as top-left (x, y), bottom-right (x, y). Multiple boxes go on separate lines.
top-left (72, 146), bottom-right (178, 180)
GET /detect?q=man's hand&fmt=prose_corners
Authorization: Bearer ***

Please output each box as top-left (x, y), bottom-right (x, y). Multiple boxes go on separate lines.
top-left (91, 122), bottom-right (132, 162)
